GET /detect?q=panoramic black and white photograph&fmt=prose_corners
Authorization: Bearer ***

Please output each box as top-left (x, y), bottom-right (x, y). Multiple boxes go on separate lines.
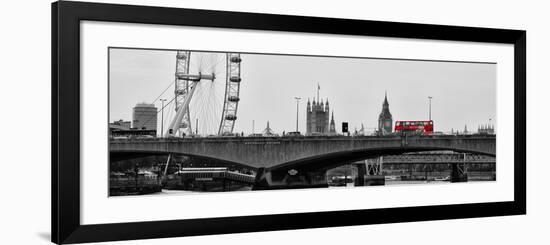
top-left (108, 47), bottom-right (496, 196)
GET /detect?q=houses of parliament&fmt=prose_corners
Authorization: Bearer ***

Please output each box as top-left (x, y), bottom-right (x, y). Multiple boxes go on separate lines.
top-left (305, 88), bottom-right (392, 136)
top-left (306, 97), bottom-right (336, 136)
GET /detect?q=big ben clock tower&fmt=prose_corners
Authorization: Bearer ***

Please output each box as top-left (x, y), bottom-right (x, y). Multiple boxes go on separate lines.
top-left (378, 92), bottom-right (393, 135)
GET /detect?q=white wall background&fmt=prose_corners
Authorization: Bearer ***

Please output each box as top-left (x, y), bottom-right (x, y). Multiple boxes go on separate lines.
top-left (0, 0), bottom-right (547, 244)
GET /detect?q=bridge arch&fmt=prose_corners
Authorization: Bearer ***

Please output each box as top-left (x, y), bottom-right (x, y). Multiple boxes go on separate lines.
top-left (110, 150), bottom-right (255, 170)
top-left (269, 146), bottom-right (496, 173)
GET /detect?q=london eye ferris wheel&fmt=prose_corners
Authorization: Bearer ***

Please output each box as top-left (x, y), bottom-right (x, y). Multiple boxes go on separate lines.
top-left (165, 51), bottom-right (242, 137)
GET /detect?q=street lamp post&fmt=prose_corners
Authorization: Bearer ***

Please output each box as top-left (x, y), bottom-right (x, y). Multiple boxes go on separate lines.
top-left (294, 97), bottom-right (301, 132)
top-left (428, 96), bottom-right (433, 121)
top-left (160, 99), bottom-right (167, 137)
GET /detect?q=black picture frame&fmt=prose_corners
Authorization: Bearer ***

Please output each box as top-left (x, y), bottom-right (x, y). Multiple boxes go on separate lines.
top-left (52, 1), bottom-right (526, 244)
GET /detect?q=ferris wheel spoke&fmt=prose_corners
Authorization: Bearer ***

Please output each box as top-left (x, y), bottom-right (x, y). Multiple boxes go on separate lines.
top-left (208, 55), bottom-right (225, 74)
top-left (191, 79), bottom-right (221, 135)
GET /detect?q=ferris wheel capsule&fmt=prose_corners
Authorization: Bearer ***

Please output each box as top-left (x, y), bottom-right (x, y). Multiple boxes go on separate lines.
top-left (225, 114), bottom-right (237, 120)
top-left (176, 52), bottom-right (187, 60)
top-left (230, 76), bottom-right (241, 83)
top-left (230, 56), bottom-right (242, 63)
top-left (227, 96), bottom-right (240, 102)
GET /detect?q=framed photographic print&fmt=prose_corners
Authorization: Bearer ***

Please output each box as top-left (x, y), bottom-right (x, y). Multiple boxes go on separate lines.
top-left (52, 1), bottom-right (526, 244)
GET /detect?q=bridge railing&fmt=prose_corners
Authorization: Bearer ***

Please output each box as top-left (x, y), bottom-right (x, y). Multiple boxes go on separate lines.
top-left (109, 134), bottom-right (496, 143)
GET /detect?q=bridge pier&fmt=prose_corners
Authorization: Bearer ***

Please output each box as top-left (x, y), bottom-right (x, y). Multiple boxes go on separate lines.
top-left (353, 158), bottom-right (386, 186)
top-left (449, 153), bottom-right (468, 182)
top-left (450, 162), bottom-right (468, 182)
top-left (355, 164), bottom-right (366, 186)
top-left (253, 168), bottom-right (328, 190)
top-left (364, 175), bottom-right (385, 186)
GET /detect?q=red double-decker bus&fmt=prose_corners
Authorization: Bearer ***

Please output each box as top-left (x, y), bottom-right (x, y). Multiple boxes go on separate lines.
top-left (394, 120), bottom-right (434, 135)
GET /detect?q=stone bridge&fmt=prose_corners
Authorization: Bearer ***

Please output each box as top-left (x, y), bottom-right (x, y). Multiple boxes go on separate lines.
top-left (110, 135), bottom-right (495, 171)
top-left (110, 135), bottom-right (495, 189)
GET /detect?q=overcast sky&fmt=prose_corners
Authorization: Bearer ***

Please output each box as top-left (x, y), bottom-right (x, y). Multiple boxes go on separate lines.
top-left (109, 48), bottom-right (496, 135)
